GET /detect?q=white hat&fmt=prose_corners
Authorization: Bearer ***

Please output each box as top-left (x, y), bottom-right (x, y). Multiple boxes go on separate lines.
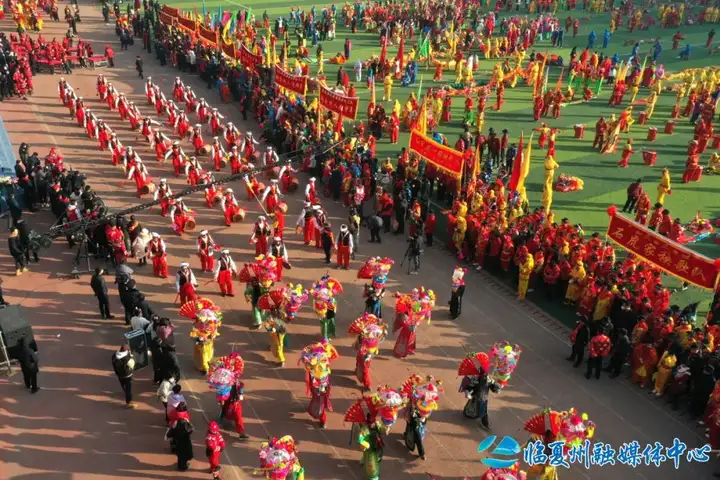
top-left (195, 123), bottom-right (201, 127)
top-left (312, 204), bottom-right (322, 210)
top-left (160, 178), bottom-right (167, 183)
top-left (340, 224), bottom-right (348, 232)
top-left (226, 188), bottom-right (234, 193)
top-left (180, 262), bottom-right (189, 268)
top-left (227, 122), bottom-right (233, 126)
top-left (212, 108), bottom-right (218, 111)
top-left (266, 146), bottom-right (273, 150)
top-left (173, 141), bottom-right (179, 146)
top-left (200, 230), bottom-right (208, 235)
top-left (222, 249), bottom-right (230, 254)
top-left (147, 76), bottom-right (151, 80)
top-left (259, 216), bottom-right (266, 221)
top-left (152, 232), bottom-right (160, 238)
top-left (271, 179), bottom-right (279, 184)
top-left (273, 236), bottom-right (281, 242)
top-left (213, 137), bottom-right (219, 141)
top-left (232, 145), bottom-right (238, 150)
top-left (309, 177), bottom-right (316, 182)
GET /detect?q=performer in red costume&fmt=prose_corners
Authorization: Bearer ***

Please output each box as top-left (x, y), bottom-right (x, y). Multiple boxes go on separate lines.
top-left (170, 199), bottom-right (193, 235)
top-left (175, 262), bottom-right (198, 305)
top-left (296, 201), bottom-right (316, 245)
top-left (197, 230), bottom-right (216, 272)
top-left (147, 232), bottom-right (169, 278)
top-left (221, 188), bottom-right (244, 227)
top-left (204, 421), bottom-right (225, 474)
top-left (617, 139), bottom-right (634, 167)
top-left (126, 158), bottom-right (153, 197)
top-left (261, 180), bottom-right (281, 213)
top-left (220, 384), bottom-right (248, 439)
top-left (305, 177), bottom-right (318, 203)
top-left (214, 249), bottom-right (237, 297)
top-left (209, 137), bottom-right (227, 171)
top-left (250, 216), bottom-right (272, 255)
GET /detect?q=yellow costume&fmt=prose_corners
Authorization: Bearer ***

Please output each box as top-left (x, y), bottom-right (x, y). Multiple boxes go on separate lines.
top-left (383, 74), bottom-right (393, 101)
top-left (453, 216), bottom-right (467, 250)
top-left (629, 76), bottom-right (641, 104)
top-left (518, 254), bottom-right (535, 299)
top-left (544, 154), bottom-right (559, 187)
top-left (646, 91), bottom-right (659, 119)
top-left (541, 183), bottom-right (553, 214)
top-left (194, 341), bottom-right (214, 373)
top-left (656, 169), bottom-right (671, 205)
top-left (652, 351), bottom-right (677, 395)
top-left (564, 261), bottom-right (587, 303)
top-left (270, 330), bottom-right (285, 364)
top-left (317, 51), bottom-right (324, 74)
top-left (708, 153), bottom-right (720, 174)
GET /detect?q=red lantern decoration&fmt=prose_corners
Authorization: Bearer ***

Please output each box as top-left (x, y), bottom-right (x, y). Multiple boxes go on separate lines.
top-left (607, 205), bottom-right (618, 217)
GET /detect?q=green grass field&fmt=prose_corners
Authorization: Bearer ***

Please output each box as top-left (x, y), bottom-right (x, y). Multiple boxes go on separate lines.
top-left (167, 2), bottom-right (720, 319)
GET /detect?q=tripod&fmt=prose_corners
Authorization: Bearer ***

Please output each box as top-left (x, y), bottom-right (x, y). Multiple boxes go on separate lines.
top-left (66, 232), bottom-right (93, 279)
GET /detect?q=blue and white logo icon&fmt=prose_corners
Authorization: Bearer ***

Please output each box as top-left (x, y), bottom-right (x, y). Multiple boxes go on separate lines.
top-left (477, 435), bottom-right (522, 469)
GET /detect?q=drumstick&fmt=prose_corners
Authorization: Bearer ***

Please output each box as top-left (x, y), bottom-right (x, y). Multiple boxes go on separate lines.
top-left (174, 292), bottom-right (180, 304)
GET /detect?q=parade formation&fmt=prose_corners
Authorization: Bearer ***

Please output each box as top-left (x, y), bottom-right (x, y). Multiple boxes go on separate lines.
top-left (3, 0), bottom-right (720, 479)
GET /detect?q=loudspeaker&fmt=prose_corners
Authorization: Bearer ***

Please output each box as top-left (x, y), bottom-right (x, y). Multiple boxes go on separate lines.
top-left (0, 305), bottom-right (34, 360)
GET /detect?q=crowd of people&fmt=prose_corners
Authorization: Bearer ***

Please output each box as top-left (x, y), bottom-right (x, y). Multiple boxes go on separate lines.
top-left (7, 0), bottom-right (720, 478)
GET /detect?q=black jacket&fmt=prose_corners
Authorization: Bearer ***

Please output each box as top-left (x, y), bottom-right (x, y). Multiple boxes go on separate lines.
top-left (18, 339), bottom-right (39, 373)
top-left (8, 235), bottom-right (24, 258)
top-left (91, 273), bottom-right (108, 297)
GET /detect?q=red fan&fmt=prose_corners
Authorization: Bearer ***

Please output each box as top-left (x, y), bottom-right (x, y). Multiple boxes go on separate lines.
top-left (547, 410), bottom-right (563, 436)
top-left (474, 352), bottom-right (490, 373)
top-left (237, 265), bottom-right (255, 282)
top-left (348, 318), bottom-right (364, 335)
top-left (179, 300), bottom-right (199, 319)
top-left (269, 288), bottom-right (286, 306)
top-left (357, 262), bottom-right (374, 280)
top-left (344, 400), bottom-right (367, 424)
top-left (401, 374), bottom-right (422, 397)
top-left (523, 412), bottom-right (548, 437)
top-left (457, 357), bottom-right (481, 376)
top-left (257, 294), bottom-right (275, 311)
top-left (326, 278), bottom-right (343, 294)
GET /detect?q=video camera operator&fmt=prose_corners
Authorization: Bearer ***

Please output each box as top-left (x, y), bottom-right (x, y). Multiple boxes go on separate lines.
top-left (402, 232), bottom-right (423, 275)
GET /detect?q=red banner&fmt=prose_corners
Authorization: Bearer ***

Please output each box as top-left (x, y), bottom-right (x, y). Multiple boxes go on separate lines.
top-left (237, 45), bottom-right (262, 70)
top-left (160, 4), bottom-right (180, 18)
top-left (177, 16), bottom-right (197, 33)
top-left (408, 130), bottom-right (464, 178)
top-left (607, 212), bottom-right (719, 290)
top-left (319, 85), bottom-right (359, 120)
top-left (198, 25), bottom-right (218, 46)
top-left (159, 12), bottom-right (175, 26)
top-left (275, 66), bottom-right (308, 96)
top-left (221, 42), bottom-right (235, 60)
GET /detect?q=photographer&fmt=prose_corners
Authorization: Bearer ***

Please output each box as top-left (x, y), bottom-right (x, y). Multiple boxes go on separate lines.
top-left (403, 232), bottom-right (423, 275)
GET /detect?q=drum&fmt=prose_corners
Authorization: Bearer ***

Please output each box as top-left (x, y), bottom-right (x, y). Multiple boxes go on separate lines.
top-left (199, 144), bottom-right (212, 155)
top-left (638, 111), bottom-right (648, 125)
top-left (212, 191), bottom-right (224, 205)
top-left (642, 150), bottom-right (657, 166)
top-left (185, 217), bottom-right (197, 231)
top-left (270, 166), bottom-right (281, 179)
top-left (276, 201), bottom-right (288, 213)
top-left (664, 120), bottom-right (676, 134)
top-left (255, 182), bottom-right (266, 195)
top-left (647, 127), bottom-right (657, 142)
top-left (671, 104), bottom-right (680, 118)
top-left (712, 134), bottom-right (720, 150)
top-left (232, 208), bottom-right (246, 222)
top-left (288, 177), bottom-right (299, 192)
top-left (140, 182), bottom-right (156, 195)
top-left (219, 158), bottom-right (228, 169)
top-left (574, 124), bottom-right (585, 139)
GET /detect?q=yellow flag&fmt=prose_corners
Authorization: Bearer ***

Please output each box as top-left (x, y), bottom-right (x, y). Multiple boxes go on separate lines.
top-left (516, 132), bottom-right (533, 193)
top-left (371, 80), bottom-right (376, 105)
top-left (222, 20), bottom-right (232, 43)
top-left (417, 99), bottom-right (428, 136)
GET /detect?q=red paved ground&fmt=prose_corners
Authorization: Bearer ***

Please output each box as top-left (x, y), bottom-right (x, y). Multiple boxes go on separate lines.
top-left (0, 4), bottom-right (713, 480)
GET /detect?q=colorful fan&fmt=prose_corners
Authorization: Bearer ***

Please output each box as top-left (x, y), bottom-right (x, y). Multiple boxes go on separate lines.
top-left (343, 399), bottom-right (368, 424)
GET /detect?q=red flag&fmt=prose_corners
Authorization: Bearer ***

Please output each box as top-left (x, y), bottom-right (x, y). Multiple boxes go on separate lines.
top-left (396, 35), bottom-right (405, 75)
top-left (507, 134), bottom-right (525, 191)
top-left (379, 36), bottom-right (388, 65)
